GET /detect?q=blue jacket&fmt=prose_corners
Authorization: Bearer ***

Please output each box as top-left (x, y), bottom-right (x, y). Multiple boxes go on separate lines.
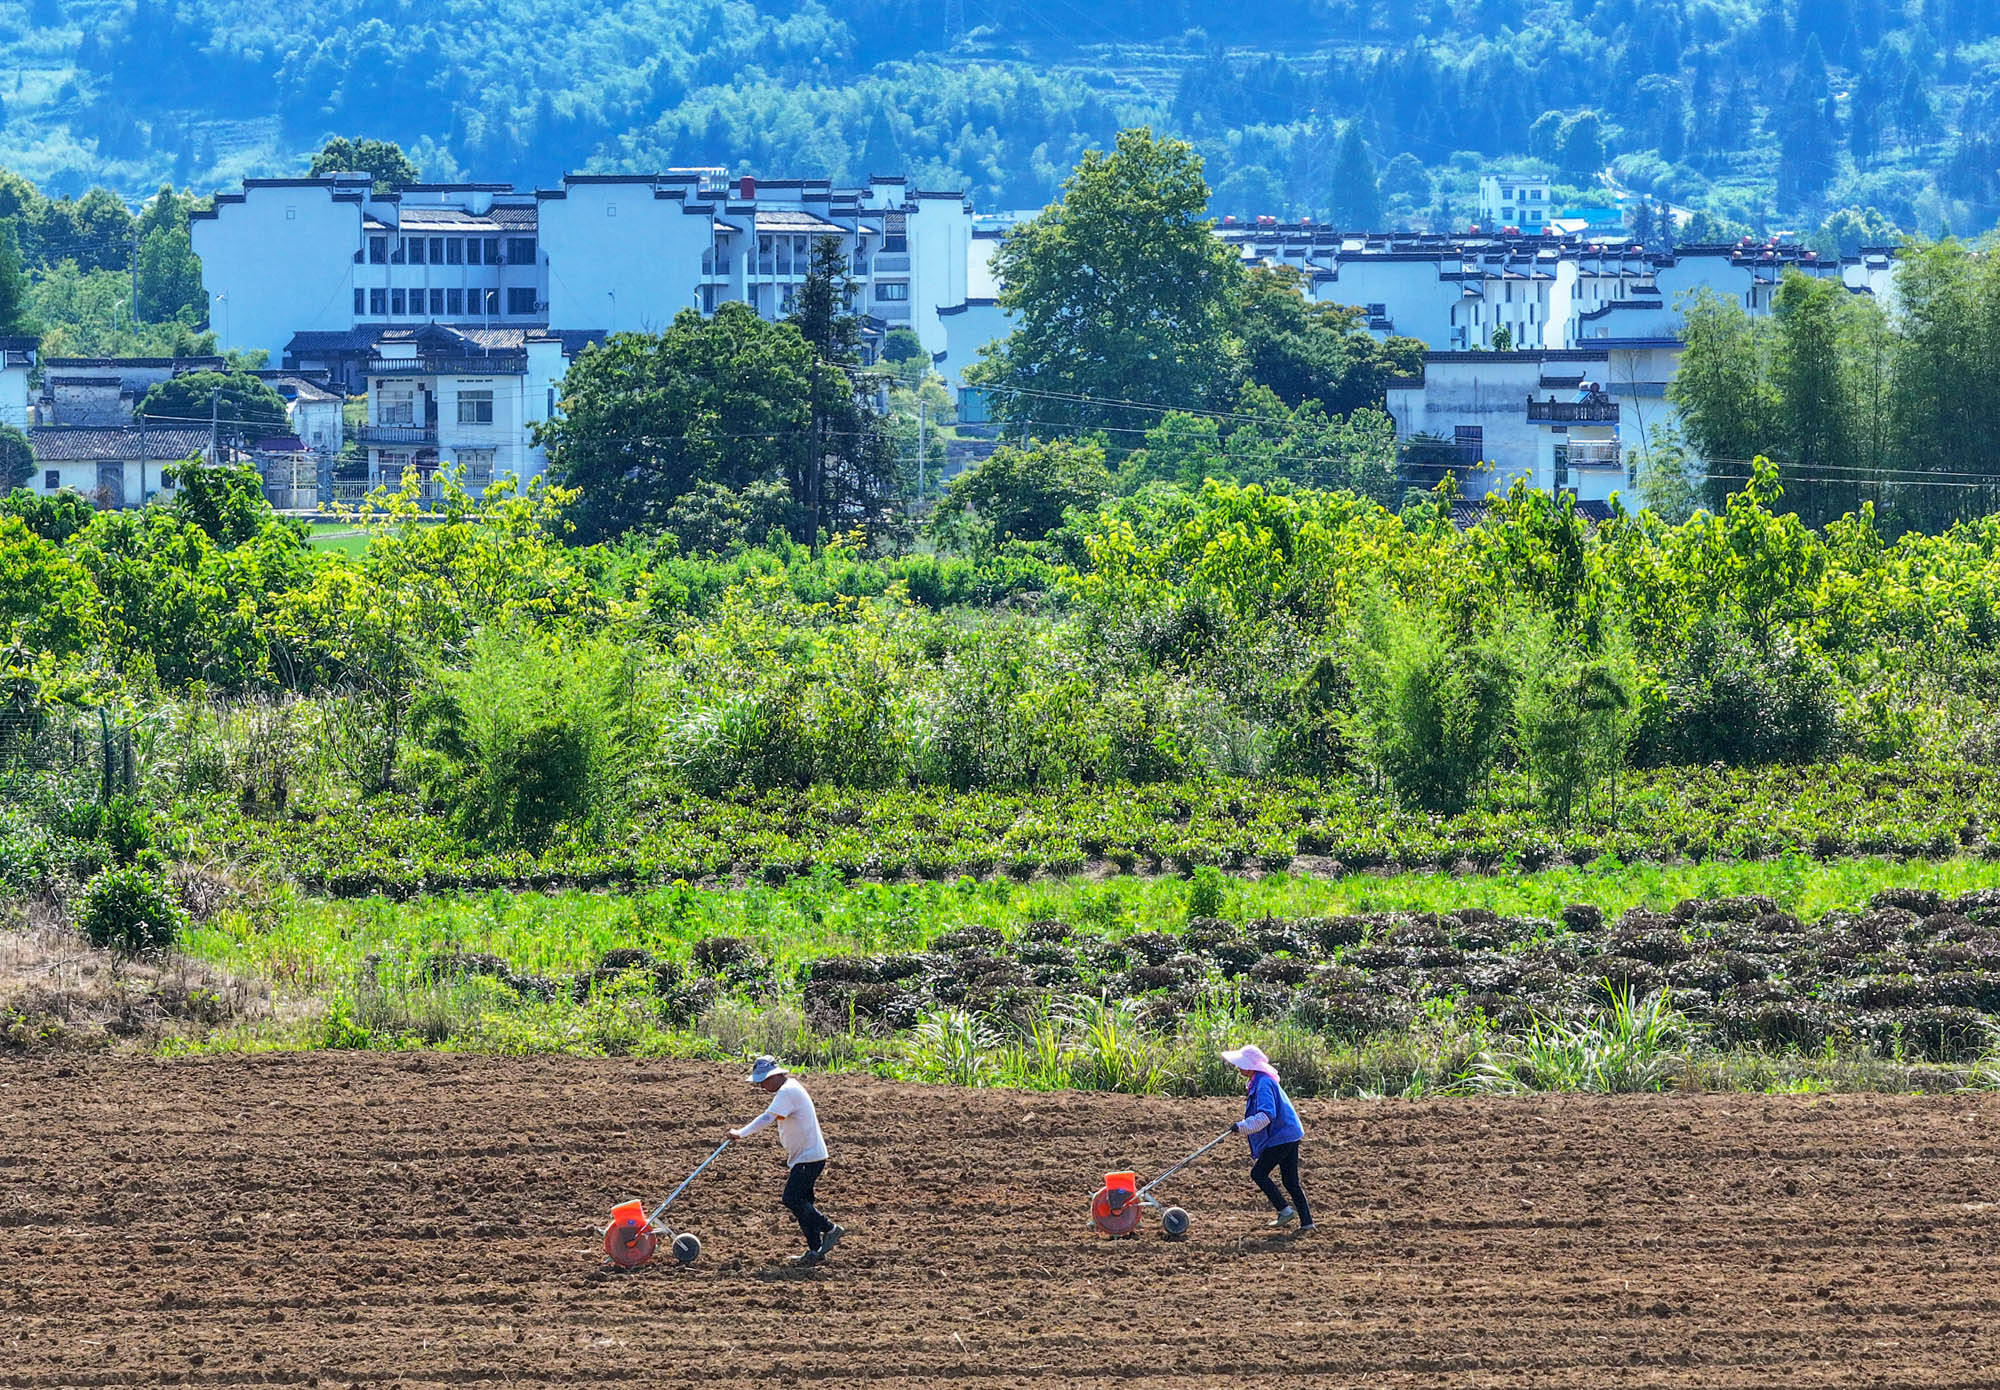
top-left (1239, 1072), bottom-right (1304, 1159)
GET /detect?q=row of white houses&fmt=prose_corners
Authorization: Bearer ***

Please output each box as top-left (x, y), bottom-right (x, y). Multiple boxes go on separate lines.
top-left (11, 168), bottom-right (1900, 509)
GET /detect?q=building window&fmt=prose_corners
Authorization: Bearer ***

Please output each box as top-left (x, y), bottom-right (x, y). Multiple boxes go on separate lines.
top-left (882, 212), bottom-right (907, 252)
top-left (407, 238), bottom-right (425, 265)
top-left (369, 236), bottom-right (387, 264)
top-left (446, 238), bottom-right (464, 265)
top-left (430, 289), bottom-right (445, 315)
top-left (506, 287), bottom-right (538, 315)
top-left (391, 289), bottom-right (407, 315)
top-left (876, 281), bottom-right (908, 301)
top-left (43, 469), bottom-right (58, 489)
top-left (429, 237), bottom-right (445, 263)
top-left (378, 387), bottom-right (414, 424)
top-left (457, 389), bottom-right (494, 425)
top-left (507, 237), bottom-right (536, 265)
top-left (448, 288), bottom-right (464, 315)
top-left (354, 288), bottom-right (365, 315)
top-left (370, 288), bottom-right (387, 315)
top-left (483, 237), bottom-right (501, 265)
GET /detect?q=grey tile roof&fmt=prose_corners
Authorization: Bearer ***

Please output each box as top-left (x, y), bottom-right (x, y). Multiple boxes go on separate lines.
top-left (30, 425), bottom-right (211, 462)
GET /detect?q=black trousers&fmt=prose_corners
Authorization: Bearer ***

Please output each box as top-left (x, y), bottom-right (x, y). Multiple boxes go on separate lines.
top-left (782, 1159), bottom-right (833, 1250)
top-left (1250, 1141), bottom-right (1312, 1226)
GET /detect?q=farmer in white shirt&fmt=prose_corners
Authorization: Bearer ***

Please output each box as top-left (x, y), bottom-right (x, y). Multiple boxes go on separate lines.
top-left (730, 1055), bottom-right (844, 1265)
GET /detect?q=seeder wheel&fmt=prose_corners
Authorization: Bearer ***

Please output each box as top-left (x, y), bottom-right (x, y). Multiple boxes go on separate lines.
top-left (1160, 1206), bottom-right (1190, 1239)
top-left (604, 1215), bottom-right (659, 1269)
top-left (670, 1232), bottom-right (702, 1265)
top-left (1090, 1185), bottom-right (1143, 1236)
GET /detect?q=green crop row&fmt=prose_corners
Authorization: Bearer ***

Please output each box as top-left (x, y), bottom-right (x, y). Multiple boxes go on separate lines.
top-left (161, 758), bottom-right (1997, 897)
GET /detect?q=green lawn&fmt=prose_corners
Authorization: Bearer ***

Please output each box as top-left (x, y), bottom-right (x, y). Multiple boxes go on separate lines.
top-left (305, 522), bottom-right (369, 558)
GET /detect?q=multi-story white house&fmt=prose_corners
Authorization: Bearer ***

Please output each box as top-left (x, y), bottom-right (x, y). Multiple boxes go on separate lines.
top-left (1385, 343), bottom-right (1691, 505)
top-left (194, 172), bottom-right (975, 367)
top-left (304, 322), bottom-right (591, 496)
top-left (1209, 227), bottom-right (1899, 351)
top-left (1477, 174), bottom-right (1552, 233)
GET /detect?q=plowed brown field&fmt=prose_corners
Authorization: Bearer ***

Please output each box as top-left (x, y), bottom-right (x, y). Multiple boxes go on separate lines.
top-left (5, 1055), bottom-right (2000, 1388)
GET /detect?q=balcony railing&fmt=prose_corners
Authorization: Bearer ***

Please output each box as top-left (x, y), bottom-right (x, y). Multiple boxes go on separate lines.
top-left (873, 253), bottom-right (911, 271)
top-left (355, 423), bottom-right (438, 445)
top-left (1527, 398), bottom-right (1620, 423)
top-left (369, 354), bottom-right (528, 377)
top-left (1561, 442), bottom-right (1623, 469)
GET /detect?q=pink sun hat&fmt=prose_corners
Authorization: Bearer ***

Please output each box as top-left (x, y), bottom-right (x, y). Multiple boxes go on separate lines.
top-left (1220, 1043), bottom-right (1280, 1081)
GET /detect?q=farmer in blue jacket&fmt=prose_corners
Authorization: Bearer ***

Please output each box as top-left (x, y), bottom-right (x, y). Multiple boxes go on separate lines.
top-left (1222, 1044), bottom-right (1314, 1233)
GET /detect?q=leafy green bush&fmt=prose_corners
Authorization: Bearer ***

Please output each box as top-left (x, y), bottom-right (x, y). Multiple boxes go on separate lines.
top-left (75, 865), bottom-right (185, 953)
top-left (1513, 617), bottom-right (1639, 826)
top-left (1350, 595), bottom-right (1512, 814)
top-left (1645, 618), bottom-right (1839, 765)
top-left (410, 629), bottom-right (637, 849)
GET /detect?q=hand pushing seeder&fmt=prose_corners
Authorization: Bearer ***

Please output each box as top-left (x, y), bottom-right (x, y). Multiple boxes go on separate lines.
top-left (603, 1139), bottom-right (731, 1269)
top-left (1089, 1127), bottom-right (1236, 1239)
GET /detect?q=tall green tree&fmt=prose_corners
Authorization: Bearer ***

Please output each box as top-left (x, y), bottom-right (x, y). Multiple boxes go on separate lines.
top-left (1557, 111), bottom-right (1607, 178)
top-left (539, 303), bottom-right (815, 542)
top-left (136, 224), bottom-right (204, 323)
top-left (1328, 122), bottom-right (1381, 228)
top-left (0, 221), bottom-right (32, 336)
top-left (1887, 240), bottom-right (2000, 528)
top-left (0, 424), bottom-right (30, 491)
top-left (787, 234), bottom-right (901, 543)
top-left (934, 438), bottom-right (1111, 543)
top-left (307, 137), bottom-right (420, 193)
top-left (1771, 271), bottom-right (1858, 521)
top-left (971, 128), bottom-right (1243, 438)
top-left (1231, 266), bottom-right (1423, 415)
top-left (1668, 288), bottom-right (1778, 505)
top-left (135, 371), bottom-right (287, 438)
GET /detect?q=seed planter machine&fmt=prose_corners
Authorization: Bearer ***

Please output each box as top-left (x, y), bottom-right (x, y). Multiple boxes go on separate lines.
top-left (1089, 1127), bottom-right (1236, 1239)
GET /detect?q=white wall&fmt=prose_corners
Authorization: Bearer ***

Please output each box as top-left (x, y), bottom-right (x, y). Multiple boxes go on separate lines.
top-left (937, 302), bottom-right (1011, 389)
top-left (539, 181), bottom-right (707, 334)
top-left (907, 195), bottom-right (971, 355)
top-left (289, 398), bottom-right (344, 455)
top-left (1315, 259), bottom-right (1460, 346)
top-left (0, 361), bottom-right (32, 430)
top-left (193, 182), bottom-right (367, 360)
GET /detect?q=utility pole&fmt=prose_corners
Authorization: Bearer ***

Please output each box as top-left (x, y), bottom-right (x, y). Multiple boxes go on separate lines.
top-left (916, 398), bottom-right (926, 506)
top-left (209, 386), bottom-right (220, 462)
top-left (130, 224), bottom-right (139, 327)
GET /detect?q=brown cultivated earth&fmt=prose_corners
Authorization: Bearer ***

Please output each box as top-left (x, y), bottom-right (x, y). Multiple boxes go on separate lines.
top-left (4, 1055), bottom-right (1999, 1389)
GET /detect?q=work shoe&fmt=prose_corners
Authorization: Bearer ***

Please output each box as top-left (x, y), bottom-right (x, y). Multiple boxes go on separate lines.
top-left (1295, 1222), bottom-right (1317, 1236)
top-left (819, 1224), bottom-right (845, 1255)
top-left (1267, 1206), bottom-right (1297, 1228)
top-left (789, 1249), bottom-right (824, 1267)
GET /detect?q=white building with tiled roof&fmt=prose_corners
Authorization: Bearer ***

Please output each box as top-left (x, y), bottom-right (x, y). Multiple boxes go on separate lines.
top-left (1208, 226), bottom-right (1899, 351)
top-left (26, 424), bottom-right (211, 507)
top-left (284, 322), bottom-right (598, 497)
top-left (194, 172), bottom-right (972, 369)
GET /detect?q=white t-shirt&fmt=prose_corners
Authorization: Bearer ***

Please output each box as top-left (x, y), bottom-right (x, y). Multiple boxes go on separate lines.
top-left (738, 1076), bottom-right (828, 1166)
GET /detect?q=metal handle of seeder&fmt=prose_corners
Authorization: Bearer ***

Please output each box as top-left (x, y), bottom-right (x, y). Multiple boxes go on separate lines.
top-left (1136, 1128), bottom-right (1237, 1203)
top-left (646, 1139), bottom-right (731, 1227)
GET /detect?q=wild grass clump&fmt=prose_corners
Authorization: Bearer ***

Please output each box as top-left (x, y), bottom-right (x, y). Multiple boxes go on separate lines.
top-left (1470, 987), bottom-right (1686, 1094)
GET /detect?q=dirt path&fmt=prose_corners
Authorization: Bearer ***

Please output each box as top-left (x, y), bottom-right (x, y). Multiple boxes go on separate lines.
top-left (4, 1055), bottom-right (1999, 1388)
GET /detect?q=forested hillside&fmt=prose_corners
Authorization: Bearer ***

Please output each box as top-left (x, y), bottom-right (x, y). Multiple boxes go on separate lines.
top-left (0, 0), bottom-right (1996, 235)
